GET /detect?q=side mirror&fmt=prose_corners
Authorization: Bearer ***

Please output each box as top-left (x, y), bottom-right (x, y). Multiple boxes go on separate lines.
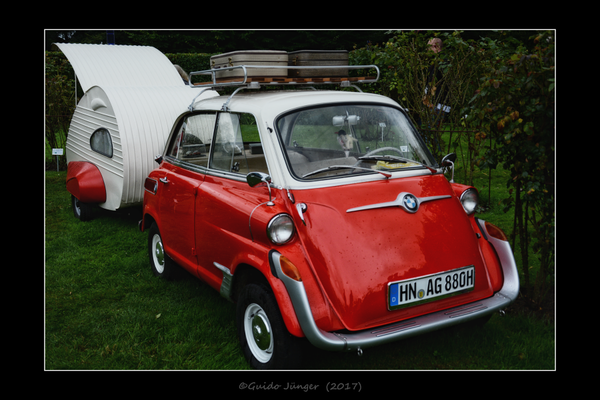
top-left (440, 153), bottom-right (457, 183)
top-left (247, 172), bottom-right (274, 206)
top-left (441, 153), bottom-right (456, 167)
top-left (154, 154), bottom-right (163, 164)
top-left (247, 171), bottom-right (271, 187)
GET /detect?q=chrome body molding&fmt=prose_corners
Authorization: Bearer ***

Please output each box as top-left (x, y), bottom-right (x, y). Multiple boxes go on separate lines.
top-left (269, 219), bottom-right (519, 352)
top-left (346, 192), bottom-right (451, 214)
top-left (213, 262), bottom-right (234, 302)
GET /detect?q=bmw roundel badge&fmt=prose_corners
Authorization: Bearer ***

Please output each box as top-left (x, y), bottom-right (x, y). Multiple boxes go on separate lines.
top-left (402, 193), bottom-right (419, 213)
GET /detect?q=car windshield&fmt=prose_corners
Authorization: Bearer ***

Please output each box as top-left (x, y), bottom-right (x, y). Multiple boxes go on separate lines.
top-left (276, 104), bottom-right (437, 180)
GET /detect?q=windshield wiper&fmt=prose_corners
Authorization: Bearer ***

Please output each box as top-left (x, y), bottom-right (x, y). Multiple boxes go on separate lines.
top-left (302, 165), bottom-right (392, 179)
top-left (358, 155), bottom-right (437, 174)
top-left (358, 155), bottom-right (407, 163)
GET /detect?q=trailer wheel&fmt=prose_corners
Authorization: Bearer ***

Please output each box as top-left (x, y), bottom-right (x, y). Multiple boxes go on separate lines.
top-left (148, 224), bottom-right (177, 280)
top-left (71, 195), bottom-right (93, 221)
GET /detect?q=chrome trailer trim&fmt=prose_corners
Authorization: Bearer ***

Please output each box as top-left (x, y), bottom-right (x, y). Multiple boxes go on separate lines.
top-left (270, 219), bottom-right (519, 352)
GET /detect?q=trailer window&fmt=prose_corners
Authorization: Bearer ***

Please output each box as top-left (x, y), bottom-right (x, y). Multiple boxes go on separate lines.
top-left (90, 128), bottom-right (113, 158)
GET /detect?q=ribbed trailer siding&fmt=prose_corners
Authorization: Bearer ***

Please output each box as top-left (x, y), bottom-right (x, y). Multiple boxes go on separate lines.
top-left (56, 43), bottom-right (185, 90)
top-left (107, 86), bottom-right (207, 207)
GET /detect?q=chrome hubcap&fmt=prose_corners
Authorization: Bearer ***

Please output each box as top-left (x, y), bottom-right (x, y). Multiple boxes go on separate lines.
top-left (244, 303), bottom-right (273, 363)
top-left (152, 234), bottom-right (165, 273)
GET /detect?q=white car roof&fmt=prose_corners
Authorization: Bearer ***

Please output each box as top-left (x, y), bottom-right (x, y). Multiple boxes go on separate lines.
top-left (192, 89), bottom-right (401, 117)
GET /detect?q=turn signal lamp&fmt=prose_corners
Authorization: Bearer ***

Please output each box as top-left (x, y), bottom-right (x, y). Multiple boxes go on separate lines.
top-left (485, 221), bottom-right (508, 241)
top-left (144, 178), bottom-right (158, 195)
top-left (279, 256), bottom-right (302, 281)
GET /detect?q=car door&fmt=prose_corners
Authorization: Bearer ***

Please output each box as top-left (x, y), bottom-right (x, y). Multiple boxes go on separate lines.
top-left (194, 112), bottom-right (270, 278)
top-left (158, 112), bottom-right (217, 271)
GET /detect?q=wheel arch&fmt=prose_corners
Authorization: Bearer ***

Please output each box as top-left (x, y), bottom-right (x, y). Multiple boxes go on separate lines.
top-left (232, 262), bottom-right (305, 338)
top-left (139, 212), bottom-right (157, 233)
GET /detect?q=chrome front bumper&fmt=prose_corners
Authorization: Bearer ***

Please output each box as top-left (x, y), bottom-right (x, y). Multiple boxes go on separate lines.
top-left (270, 219), bottom-right (519, 353)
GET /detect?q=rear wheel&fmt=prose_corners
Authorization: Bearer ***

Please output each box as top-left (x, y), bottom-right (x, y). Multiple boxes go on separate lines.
top-left (236, 283), bottom-right (303, 369)
top-left (148, 224), bottom-right (177, 280)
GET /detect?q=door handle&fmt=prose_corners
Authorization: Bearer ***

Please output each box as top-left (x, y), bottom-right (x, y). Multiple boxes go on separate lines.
top-left (296, 203), bottom-right (307, 225)
top-left (159, 177), bottom-right (169, 184)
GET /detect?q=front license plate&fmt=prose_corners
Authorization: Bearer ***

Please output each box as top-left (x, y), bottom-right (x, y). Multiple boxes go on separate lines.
top-left (388, 266), bottom-right (475, 310)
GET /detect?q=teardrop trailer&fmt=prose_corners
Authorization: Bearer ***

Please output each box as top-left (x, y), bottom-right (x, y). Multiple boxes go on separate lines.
top-left (56, 43), bottom-right (219, 220)
top-left (135, 56), bottom-right (520, 369)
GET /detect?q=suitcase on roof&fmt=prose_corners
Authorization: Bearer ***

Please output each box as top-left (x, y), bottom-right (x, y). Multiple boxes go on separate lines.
top-left (288, 50), bottom-right (349, 78)
top-left (210, 50), bottom-right (288, 81)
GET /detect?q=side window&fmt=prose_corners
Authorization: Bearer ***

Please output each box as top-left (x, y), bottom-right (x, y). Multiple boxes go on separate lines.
top-left (90, 128), bottom-right (113, 158)
top-left (166, 112), bottom-right (216, 167)
top-left (210, 112), bottom-right (268, 175)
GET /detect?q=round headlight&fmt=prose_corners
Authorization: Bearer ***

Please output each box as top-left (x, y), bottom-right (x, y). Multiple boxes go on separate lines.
top-left (460, 188), bottom-right (479, 215)
top-left (267, 214), bottom-right (295, 245)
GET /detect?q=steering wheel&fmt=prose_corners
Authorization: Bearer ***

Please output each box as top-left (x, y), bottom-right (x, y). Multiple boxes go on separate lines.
top-left (353, 146), bottom-right (404, 166)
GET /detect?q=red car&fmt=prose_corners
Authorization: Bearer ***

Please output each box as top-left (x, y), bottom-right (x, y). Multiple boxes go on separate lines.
top-left (140, 72), bottom-right (519, 369)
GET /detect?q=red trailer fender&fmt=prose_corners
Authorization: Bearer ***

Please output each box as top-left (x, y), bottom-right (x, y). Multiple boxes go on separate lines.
top-left (66, 161), bottom-right (107, 204)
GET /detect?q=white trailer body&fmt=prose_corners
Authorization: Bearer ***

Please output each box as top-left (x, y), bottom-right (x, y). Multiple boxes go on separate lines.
top-left (56, 43), bottom-right (219, 213)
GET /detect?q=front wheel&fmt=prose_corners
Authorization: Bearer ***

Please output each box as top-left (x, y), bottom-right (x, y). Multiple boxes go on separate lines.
top-left (236, 283), bottom-right (303, 369)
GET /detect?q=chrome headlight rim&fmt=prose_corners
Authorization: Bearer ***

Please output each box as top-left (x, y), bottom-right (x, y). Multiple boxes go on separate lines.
top-left (267, 214), bottom-right (295, 245)
top-left (460, 188), bottom-right (479, 215)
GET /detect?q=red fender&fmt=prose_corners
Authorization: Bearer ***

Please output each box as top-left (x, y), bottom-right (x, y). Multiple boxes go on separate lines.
top-left (66, 161), bottom-right (106, 203)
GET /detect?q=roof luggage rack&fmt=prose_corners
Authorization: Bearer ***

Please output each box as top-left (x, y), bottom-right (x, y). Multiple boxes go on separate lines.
top-left (187, 64), bottom-right (380, 111)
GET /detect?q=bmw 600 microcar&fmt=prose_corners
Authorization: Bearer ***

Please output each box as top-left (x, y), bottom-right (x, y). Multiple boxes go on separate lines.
top-left (139, 62), bottom-right (519, 369)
